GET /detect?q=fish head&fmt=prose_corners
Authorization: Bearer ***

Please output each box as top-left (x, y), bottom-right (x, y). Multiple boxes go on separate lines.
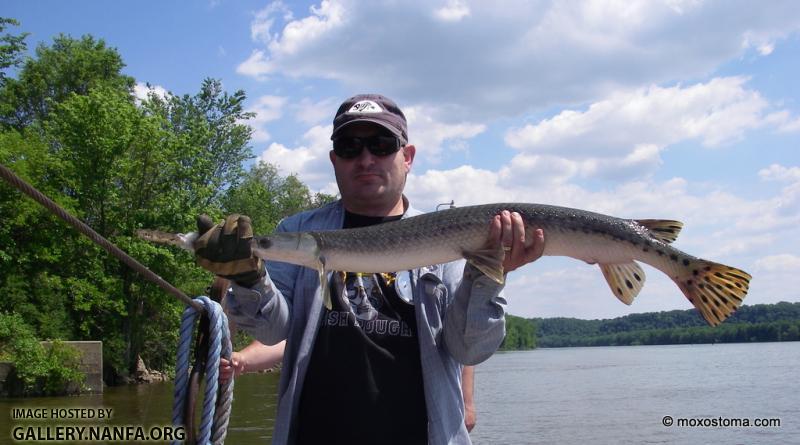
top-left (252, 232), bottom-right (321, 268)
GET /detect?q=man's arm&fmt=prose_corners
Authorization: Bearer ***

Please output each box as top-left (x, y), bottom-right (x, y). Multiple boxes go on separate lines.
top-left (219, 340), bottom-right (286, 383)
top-left (443, 211), bottom-right (544, 365)
top-left (462, 365), bottom-right (476, 432)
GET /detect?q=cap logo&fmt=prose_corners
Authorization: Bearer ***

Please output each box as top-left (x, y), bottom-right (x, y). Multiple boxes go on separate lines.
top-left (348, 100), bottom-right (383, 114)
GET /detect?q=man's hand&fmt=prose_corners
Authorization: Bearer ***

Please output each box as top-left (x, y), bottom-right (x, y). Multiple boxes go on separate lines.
top-left (219, 351), bottom-right (246, 384)
top-left (194, 214), bottom-right (264, 287)
top-left (488, 210), bottom-right (545, 274)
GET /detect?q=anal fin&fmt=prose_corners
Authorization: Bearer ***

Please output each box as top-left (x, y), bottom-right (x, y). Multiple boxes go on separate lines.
top-left (463, 245), bottom-right (506, 284)
top-left (600, 262), bottom-right (646, 305)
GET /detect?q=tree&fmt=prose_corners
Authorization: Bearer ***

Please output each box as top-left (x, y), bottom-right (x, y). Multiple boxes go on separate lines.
top-left (222, 161), bottom-right (337, 234)
top-left (0, 32), bottom-right (258, 381)
top-left (0, 17), bottom-right (28, 85)
top-left (0, 33), bottom-right (133, 130)
top-left (142, 78), bottom-right (255, 212)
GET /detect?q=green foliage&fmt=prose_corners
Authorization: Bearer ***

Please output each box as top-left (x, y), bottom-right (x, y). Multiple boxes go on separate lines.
top-left (1, 33), bottom-right (134, 130)
top-left (0, 28), bottom-right (338, 385)
top-left (500, 314), bottom-right (536, 350)
top-left (532, 302), bottom-right (800, 347)
top-left (0, 17), bottom-right (28, 84)
top-left (222, 162), bottom-right (337, 234)
top-left (0, 31), bottom-right (263, 382)
top-left (0, 312), bottom-right (85, 395)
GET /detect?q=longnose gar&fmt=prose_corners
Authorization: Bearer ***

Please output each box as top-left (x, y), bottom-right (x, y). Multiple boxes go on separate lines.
top-left (138, 203), bottom-right (751, 326)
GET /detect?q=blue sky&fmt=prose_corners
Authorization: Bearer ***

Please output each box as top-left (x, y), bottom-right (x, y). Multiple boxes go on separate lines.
top-left (6, 0), bottom-right (800, 320)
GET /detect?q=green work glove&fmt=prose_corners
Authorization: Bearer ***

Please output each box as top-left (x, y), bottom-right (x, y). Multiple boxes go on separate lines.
top-left (194, 214), bottom-right (265, 287)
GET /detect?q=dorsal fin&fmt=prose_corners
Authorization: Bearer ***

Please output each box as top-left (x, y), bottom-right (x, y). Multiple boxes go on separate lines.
top-left (635, 219), bottom-right (684, 244)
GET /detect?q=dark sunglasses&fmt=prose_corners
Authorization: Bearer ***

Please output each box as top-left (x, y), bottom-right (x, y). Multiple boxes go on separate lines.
top-left (332, 135), bottom-right (404, 159)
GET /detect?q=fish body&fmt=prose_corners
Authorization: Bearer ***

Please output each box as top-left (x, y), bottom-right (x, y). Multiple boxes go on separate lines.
top-left (138, 203), bottom-right (751, 326)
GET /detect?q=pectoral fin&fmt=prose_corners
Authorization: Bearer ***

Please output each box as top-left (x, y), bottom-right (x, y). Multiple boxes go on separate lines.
top-left (600, 262), bottom-right (646, 305)
top-left (463, 245), bottom-right (506, 284)
top-left (318, 267), bottom-right (332, 310)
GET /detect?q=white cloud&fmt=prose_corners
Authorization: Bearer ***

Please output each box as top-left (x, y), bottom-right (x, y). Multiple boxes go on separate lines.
top-left (266, 0), bottom-right (345, 57)
top-left (237, 50), bottom-right (274, 80)
top-left (504, 77), bottom-right (791, 180)
top-left (754, 254), bottom-right (800, 272)
top-left (256, 124), bottom-right (337, 193)
top-left (759, 164), bottom-right (800, 182)
top-left (434, 0), bottom-right (470, 22)
top-left (404, 106), bottom-right (486, 163)
top-left (246, 95), bottom-right (289, 142)
top-left (237, 0), bottom-right (800, 115)
top-left (251, 1), bottom-right (294, 45)
top-left (133, 83), bottom-right (170, 103)
top-left (292, 97), bottom-right (338, 126)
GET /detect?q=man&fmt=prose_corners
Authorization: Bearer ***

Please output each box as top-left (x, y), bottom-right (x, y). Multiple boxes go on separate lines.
top-left (195, 94), bottom-right (545, 444)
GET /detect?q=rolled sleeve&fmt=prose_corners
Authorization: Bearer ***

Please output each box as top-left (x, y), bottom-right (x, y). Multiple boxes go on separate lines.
top-left (443, 262), bottom-right (507, 365)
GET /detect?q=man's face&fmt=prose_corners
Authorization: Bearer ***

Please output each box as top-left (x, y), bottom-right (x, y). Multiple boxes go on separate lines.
top-left (330, 122), bottom-right (415, 215)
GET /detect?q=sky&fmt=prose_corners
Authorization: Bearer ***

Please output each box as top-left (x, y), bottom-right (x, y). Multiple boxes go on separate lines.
top-left (6, 0), bottom-right (800, 321)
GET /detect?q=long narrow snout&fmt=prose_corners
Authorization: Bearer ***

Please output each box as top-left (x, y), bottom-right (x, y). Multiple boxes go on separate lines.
top-left (252, 232), bottom-right (321, 269)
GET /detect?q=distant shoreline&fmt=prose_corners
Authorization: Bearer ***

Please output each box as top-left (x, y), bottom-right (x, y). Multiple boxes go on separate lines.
top-left (501, 301), bottom-right (800, 350)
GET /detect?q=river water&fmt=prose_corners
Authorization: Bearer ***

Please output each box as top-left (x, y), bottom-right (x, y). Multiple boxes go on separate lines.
top-left (2, 342), bottom-right (797, 444)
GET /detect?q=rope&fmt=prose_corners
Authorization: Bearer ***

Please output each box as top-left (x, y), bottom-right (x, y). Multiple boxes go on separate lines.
top-left (173, 296), bottom-right (234, 445)
top-left (0, 163), bottom-right (202, 311)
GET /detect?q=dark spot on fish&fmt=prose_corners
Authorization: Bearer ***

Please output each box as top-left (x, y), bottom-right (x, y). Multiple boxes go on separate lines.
top-left (670, 254), bottom-right (678, 262)
top-left (634, 273), bottom-right (641, 282)
top-left (704, 266), bottom-right (712, 271)
top-left (701, 295), bottom-right (709, 303)
top-left (686, 280), bottom-right (693, 286)
top-left (699, 284), bottom-right (705, 289)
top-left (643, 248), bottom-right (649, 252)
top-left (726, 283), bottom-right (733, 289)
top-left (258, 238), bottom-right (272, 248)
top-left (625, 280), bottom-right (633, 289)
top-left (682, 259), bottom-right (690, 266)
top-left (616, 287), bottom-right (623, 295)
top-left (713, 299), bottom-right (722, 307)
top-left (735, 282), bottom-right (742, 288)
top-left (714, 272), bottom-right (724, 278)
top-left (693, 270), bottom-right (699, 276)
top-left (657, 251), bottom-right (664, 256)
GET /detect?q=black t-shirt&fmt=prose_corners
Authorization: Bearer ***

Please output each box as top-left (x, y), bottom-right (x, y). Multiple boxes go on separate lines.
top-left (295, 210), bottom-right (428, 445)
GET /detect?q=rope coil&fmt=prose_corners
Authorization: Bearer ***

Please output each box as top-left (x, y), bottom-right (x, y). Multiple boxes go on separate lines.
top-left (172, 297), bottom-right (234, 445)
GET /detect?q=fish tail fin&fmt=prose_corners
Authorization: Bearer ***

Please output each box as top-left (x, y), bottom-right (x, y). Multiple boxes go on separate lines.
top-left (675, 260), bottom-right (751, 326)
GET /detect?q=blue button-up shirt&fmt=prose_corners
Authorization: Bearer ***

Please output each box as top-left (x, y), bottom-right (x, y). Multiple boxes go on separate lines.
top-left (225, 200), bottom-right (507, 445)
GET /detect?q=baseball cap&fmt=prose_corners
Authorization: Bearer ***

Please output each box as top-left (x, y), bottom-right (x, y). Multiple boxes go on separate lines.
top-left (331, 94), bottom-right (408, 144)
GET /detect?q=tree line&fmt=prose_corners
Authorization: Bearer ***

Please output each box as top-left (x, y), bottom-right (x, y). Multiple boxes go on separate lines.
top-left (519, 301), bottom-right (800, 349)
top-left (0, 18), bottom-right (333, 389)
